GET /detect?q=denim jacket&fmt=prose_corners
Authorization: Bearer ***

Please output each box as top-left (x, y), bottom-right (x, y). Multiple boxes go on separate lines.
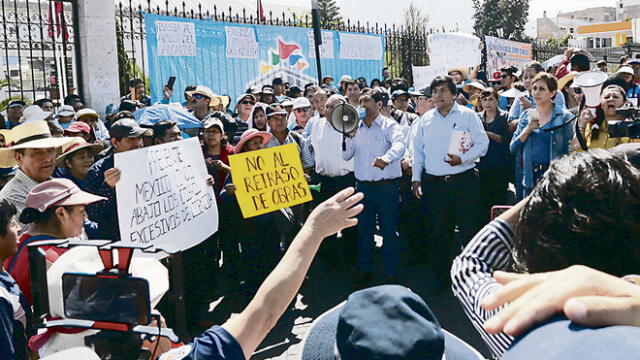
top-left (509, 102), bottom-right (575, 189)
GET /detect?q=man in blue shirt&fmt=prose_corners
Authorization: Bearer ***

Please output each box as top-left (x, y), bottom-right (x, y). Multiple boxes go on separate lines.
top-left (411, 75), bottom-right (489, 291)
top-left (3, 100), bottom-right (25, 130)
top-left (342, 87), bottom-right (406, 284)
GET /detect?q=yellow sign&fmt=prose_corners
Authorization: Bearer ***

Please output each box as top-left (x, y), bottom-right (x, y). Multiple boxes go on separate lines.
top-left (228, 143), bottom-right (312, 218)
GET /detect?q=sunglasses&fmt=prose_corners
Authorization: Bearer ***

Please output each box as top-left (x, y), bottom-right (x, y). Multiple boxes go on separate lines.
top-left (500, 74), bottom-right (510, 79)
top-left (240, 100), bottom-right (255, 105)
top-left (192, 93), bottom-right (207, 100)
top-left (295, 107), bottom-right (311, 112)
top-left (573, 88), bottom-right (583, 94)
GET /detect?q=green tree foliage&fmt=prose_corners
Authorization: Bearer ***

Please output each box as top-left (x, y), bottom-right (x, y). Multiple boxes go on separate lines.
top-left (318, 0), bottom-right (343, 28)
top-left (473, 0), bottom-right (530, 41)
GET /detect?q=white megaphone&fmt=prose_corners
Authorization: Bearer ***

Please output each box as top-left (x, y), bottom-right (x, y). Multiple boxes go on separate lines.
top-left (573, 70), bottom-right (608, 109)
top-left (329, 103), bottom-right (360, 151)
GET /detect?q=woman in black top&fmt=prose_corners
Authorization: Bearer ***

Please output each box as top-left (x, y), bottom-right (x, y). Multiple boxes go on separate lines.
top-left (477, 89), bottom-right (511, 221)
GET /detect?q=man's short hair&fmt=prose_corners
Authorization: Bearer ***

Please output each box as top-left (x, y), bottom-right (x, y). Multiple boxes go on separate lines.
top-left (128, 78), bottom-right (144, 88)
top-left (500, 66), bottom-right (518, 77)
top-left (0, 199), bottom-right (17, 237)
top-left (63, 94), bottom-right (82, 105)
top-left (389, 78), bottom-right (409, 93)
top-left (513, 149), bottom-right (640, 277)
top-left (152, 121), bottom-right (178, 140)
top-left (523, 61), bottom-right (545, 74)
top-left (571, 54), bottom-right (591, 72)
top-left (430, 76), bottom-right (457, 95)
top-left (361, 87), bottom-right (388, 104)
top-left (344, 79), bottom-right (358, 88)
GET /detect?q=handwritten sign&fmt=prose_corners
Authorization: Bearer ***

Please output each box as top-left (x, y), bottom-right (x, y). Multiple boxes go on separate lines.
top-left (225, 26), bottom-right (259, 58)
top-left (115, 137), bottom-right (218, 253)
top-left (412, 65), bottom-right (447, 91)
top-left (155, 21), bottom-right (196, 57)
top-left (427, 33), bottom-right (481, 68)
top-left (339, 33), bottom-right (383, 60)
top-left (485, 36), bottom-right (533, 77)
top-left (228, 143), bottom-right (312, 218)
top-left (308, 30), bottom-right (335, 59)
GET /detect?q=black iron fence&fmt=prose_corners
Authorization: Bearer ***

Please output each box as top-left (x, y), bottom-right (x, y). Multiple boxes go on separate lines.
top-left (0, 0), bottom-right (79, 107)
top-left (115, 0), bottom-right (431, 94)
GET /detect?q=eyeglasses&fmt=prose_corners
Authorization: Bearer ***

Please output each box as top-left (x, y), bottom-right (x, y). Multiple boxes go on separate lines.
top-left (192, 94), bottom-right (207, 100)
top-left (240, 100), bottom-right (255, 105)
top-left (295, 107), bottom-right (311, 112)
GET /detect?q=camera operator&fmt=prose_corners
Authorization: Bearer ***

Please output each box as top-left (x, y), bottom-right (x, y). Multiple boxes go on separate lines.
top-left (574, 85), bottom-right (640, 150)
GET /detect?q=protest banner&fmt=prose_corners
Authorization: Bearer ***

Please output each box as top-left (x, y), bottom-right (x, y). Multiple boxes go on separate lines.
top-left (115, 137), bottom-right (218, 254)
top-left (427, 33), bottom-right (481, 69)
top-left (412, 65), bottom-right (447, 91)
top-left (225, 26), bottom-right (259, 59)
top-left (485, 35), bottom-right (533, 76)
top-left (155, 21), bottom-right (196, 57)
top-left (228, 143), bottom-right (312, 218)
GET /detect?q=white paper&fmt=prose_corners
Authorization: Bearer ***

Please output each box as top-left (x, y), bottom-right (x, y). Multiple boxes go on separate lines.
top-left (427, 33), bottom-right (481, 68)
top-left (339, 33), bottom-right (383, 60)
top-left (155, 21), bottom-right (196, 57)
top-left (115, 137), bottom-right (218, 254)
top-left (225, 26), bottom-right (259, 59)
top-left (412, 65), bottom-right (447, 91)
top-left (448, 130), bottom-right (473, 158)
top-left (308, 30), bottom-right (334, 59)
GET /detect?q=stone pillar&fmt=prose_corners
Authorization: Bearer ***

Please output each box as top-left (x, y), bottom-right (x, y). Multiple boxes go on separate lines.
top-left (76, 0), bottom-right (120, 116)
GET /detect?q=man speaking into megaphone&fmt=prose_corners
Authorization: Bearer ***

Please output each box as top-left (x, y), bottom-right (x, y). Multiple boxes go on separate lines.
top-left (341, 87), bottom-right (406, 285)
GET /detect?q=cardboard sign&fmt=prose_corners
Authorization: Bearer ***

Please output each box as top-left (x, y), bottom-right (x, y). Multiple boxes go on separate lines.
top-left (427, 33), bottom-right (481, 68)
top-left (228, 143), bottom-right (312, 218)
top-left (115, 137), bottom-right (218, 253)
top-left (225, 26), bottom-right (259, 58)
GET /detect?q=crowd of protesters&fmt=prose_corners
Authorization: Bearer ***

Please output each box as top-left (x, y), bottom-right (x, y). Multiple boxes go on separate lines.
top-left (0, 46), bottom-right (639, 359)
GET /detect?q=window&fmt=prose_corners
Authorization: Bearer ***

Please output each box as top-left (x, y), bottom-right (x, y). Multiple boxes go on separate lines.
top-left (603, 38), bottom-right (612, 47)
top-left (560, 27), bottom-right (566, 31)
top-left (596, 38), bottom-right (601, 48)
top-left (587, 38), bottom-right (594, 48)
top-left (570, 28), bottom-right (574, 33)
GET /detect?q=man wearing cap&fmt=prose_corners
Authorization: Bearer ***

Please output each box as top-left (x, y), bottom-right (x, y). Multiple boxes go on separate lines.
top-left (390, 89), bottom-right (419, 127)
top-left (0, 121), bottom-right (74, 221)
top-left (288, 97), bottom-right (313, 133)
top-left (272, 77), bottom-right (287, 103)
top-left (342, 87), bottom-right (405, 284)
top-left (234, 93), bottom-right (256, 124)
top-left (76, 108), bottom-right (109, 140)
top-left (64, 121), bottom-right (93, 144)
top-left (188, 85), bottom-right (217, 121)
top-left (260, 85), bottom-right (275, 105)
top-left (54, 105), bottom-right (75, 130)
top-left (83, 118), bottom-right (146, 240)
top-left (412, 76), bottom-right (489, 290)
top-left (339, 75), bottom-right (353, 95)
top-left (265, 105), bottom-right (314, 172)
top-left (3, 100), bottom-right (25, 129)
top-left (63, 94), bottom-right (84, 112)
top-left (287, 85), bottom-right (303, 99)
top-left (498, 66), bottom-right (518, 111)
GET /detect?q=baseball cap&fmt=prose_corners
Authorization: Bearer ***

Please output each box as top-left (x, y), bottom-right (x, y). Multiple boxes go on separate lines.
top-left (281, 99), bottom-right (294, 108)
top-left (236, 93), bottom-right (256, 104)
top-left (108, 118), bottom-right (147, 139)
top-left (261, 85), bottom-right (275, 95)
top-left (391, 89), bottom-right (409, 100)
top-left (340, 75), bottom-right (353, 82)
top-left (292, 97), bottom-right (311, 110)
top-left (616, 66), bottom-right (634, 76)
top-left (75, 108), bottom-right (100, 119)
top-left (203, 117), bottom-right (224, 132)
top-left (56, 105), bottom-right (75, 117)
top-left (301, 285), bottom-right (484, 360)
top-left (105, 103), bottom-right (119, 117)
top-left (23, 178), bottom-right (106, 214)
top-left (186, 85), bottom-right (215, 99)
top-left (64, 121), bottom-right (92, 135)
top-left (266, 104), bottom-right (287, 117)
top-left (7, 99), bottom-right (25, 108)
top-left (411, 86), bottom-right (432, 98)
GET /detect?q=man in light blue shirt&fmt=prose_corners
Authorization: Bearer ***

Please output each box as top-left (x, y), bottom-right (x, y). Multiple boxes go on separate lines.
top-left (411, 75), bottom-right (489, 291)
top-left (342, 87), bottom-right (405, 284)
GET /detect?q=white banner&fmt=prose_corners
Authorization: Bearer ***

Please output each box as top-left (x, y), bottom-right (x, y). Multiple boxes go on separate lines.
top-left (339, 33), bottom-right (383, 60)
top-left (225, 26), bottom-right (259, 58)
top-left (427, 33), bottom-right (481, 69)
top-left (115, 137), bottom-right (218, 254)
top-left (155, 21), bottom-right (196, 57)
top-left (412, 65), bottom-right (448, 91)
top-left (308, 30), bottom-right (335, 59)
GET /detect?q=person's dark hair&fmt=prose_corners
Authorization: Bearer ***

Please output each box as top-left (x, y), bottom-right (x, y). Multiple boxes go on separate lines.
top-left (500, 66), bottom-right (518, 77)
top-left (390, 78), bottom-right (409, 93)
top-left (603, 76), bottom-right (629, 92)
top-left (430, 76), bottom-right (457, 95)
top-left (370, 78), bottom-right (381, 88)
top-left (20, 206), bottom-right (73, 225)
top-left (523, 61), bottom-right (545, 74)
top-left (344, 79), bottom-right (358, 89)
top-left (620, 56), bottom-right (629, 65)
top-left (128, 78), bottom-right (144, 88)
top-left (63, 94), bottom-right (82, 106)
top-left (531, 72), bottom-right (558, 92)
top-left (513, 82), bottom-right (526, 92)
top-left (118, 100), bottom-right (137, 113)
top-left (34, 98), bottom-right (53, 107)
top-left (382, 67), bottom-right (389, 75)
top-left (513, 149), bottom-right (640, 277)
top-left (0, 199), bottom-right (16, 237)
top-left (479, 88), bottom-right (500, 101)
top-left (152, 121), bottom-right (178, 141)
top-left (113, 111), bottom-right (134, 122)
top-left (360, 87), bottom-right (388, 104)
top-left (304, 86), bottom-right (318, 98)
top-left (570, 54), bottom-right (591, 72)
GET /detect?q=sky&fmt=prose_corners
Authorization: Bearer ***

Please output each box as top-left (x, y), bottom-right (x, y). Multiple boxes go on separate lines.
top-left (266, 0), bottom-right (620, 37)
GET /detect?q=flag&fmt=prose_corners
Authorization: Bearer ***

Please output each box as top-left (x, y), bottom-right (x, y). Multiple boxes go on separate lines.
top-left (257, 0), bottom-right (265, 23)
top-left (297, 61), bottom-right (308, 71)
top-left (278, 40), bottom-right (300, 59)
top-left (48, 1), bottom-right (69, 41)
top-left (289, 54), bottom-right (303, 66)
top-left (270, 51), bottom-right (280, 65)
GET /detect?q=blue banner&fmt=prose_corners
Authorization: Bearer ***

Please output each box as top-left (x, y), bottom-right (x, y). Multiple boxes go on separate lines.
top-left (144, 14), bottom-right (386, 104)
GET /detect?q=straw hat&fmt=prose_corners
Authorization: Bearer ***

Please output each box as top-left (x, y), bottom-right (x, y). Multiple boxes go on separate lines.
top-left (448, 68), bottom-right (469, 80)
top-left (235, 128), bottom-right (272, 153)
top-left (558, 71), bottom-right (578, 91)
top-left (0, 121), bottom-right (74, 167)
top-left (55, 138), bottom-right (103, 168)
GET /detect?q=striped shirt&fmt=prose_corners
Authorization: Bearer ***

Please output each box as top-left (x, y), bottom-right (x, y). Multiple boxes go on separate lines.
top-left (451, 219), bottom-right (516, 359)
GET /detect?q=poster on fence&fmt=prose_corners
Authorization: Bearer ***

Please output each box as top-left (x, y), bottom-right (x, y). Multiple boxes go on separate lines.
top-left (145, 13), bottom-right (385, 104)
top-left (228, 143), bottom-right (312, 218)
top-left (412, 65), bottom-right (448, 91)
top-left (485, 35), bottom-right (533, 77)
top-left (427, 33), bottom-right (481, 69)
top-left (115, 137), bottom-right (218, 254)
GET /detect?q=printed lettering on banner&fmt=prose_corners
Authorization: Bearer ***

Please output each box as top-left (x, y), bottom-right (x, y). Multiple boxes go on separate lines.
top-left (427, 33), bottom-right (481, 68)
top-left (308, 30), bottom-right (335, 59)
top-left (485, 35), bottom-right (533, 77)
top-left (339, 33), bottom-right (383, 60)
top-left (115, 137), bottom-right (218, 254)
top-left (225, 26), bottom-right (259, 59)
top-left (412, 65), bottom-right (448, 91)
top-left (155, 21), bottom-right (196, 56)
top-left (228, 143), bottom-right (313, 218)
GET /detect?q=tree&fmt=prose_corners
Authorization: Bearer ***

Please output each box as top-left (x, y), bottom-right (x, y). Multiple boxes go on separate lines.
top-left (559, 33), bottom-right (573, 47)
top-left (317, 0), bottom-right (342, 28)
top-left (472, 0), bottom-right (529, 41)
top-left (404, 2), bottom-right (430, 34)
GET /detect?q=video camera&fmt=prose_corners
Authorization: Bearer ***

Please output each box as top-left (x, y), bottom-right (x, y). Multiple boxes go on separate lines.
top-left (28, 239), bottom-right (179, 359)
top-left (612, 105), bottom-right (640, 139)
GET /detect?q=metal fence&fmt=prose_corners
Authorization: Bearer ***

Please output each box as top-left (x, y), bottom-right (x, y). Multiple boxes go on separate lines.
top-left (0, 0), bottom-right (80, 106)
top-left (115, 0), bottom-right (430, 94)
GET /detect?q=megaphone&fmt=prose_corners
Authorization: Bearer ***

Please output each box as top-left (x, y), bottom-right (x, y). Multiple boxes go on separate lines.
top-left (573, 70), bottom-right (608, 108)
top-left (329, 103), bottom-right (360, 151)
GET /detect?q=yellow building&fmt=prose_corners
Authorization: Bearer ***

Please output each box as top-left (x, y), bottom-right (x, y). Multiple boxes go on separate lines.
top-left (577, 20), bottom-right (632, 47)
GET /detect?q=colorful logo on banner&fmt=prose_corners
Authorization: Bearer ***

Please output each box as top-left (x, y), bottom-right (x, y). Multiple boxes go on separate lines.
top-left (260, 39), bottom-right (308, 74)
